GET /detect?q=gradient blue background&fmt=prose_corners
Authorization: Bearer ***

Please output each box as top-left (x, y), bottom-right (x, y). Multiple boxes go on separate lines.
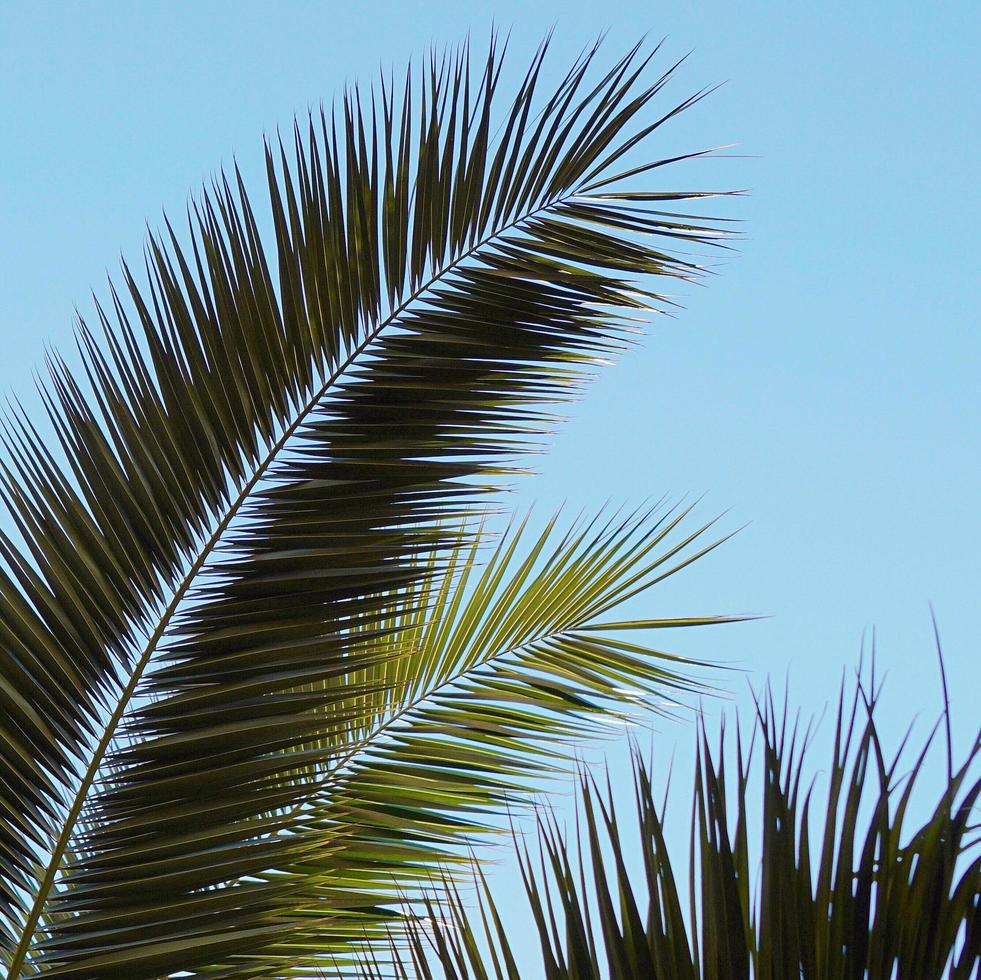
top-left (2, 0), bottom-right (979, 966)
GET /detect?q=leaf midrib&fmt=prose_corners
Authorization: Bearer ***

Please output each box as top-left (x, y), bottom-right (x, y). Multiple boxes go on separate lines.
top-left (304, 613), bottom-right (592, 818)
top-left (7, 190), bottom-right (572, 977)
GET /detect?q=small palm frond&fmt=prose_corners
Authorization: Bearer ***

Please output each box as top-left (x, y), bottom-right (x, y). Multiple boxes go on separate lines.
top-left (282, 502), bottom-right (743, 897)
top-left (0, 35), bottom-right (736, 978)
top-left (371, 666), bottom-right (981, 979)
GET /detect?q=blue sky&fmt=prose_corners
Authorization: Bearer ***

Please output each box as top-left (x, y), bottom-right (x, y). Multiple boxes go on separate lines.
top-left (2, 0), bottom-right (979, 967)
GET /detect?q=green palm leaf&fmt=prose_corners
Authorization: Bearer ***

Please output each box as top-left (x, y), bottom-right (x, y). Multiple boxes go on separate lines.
top-left (370, 668), bottom-right (981, 979)
top-left (287, 503), bottom-right (740, 885)
top-left (0, 36), bottom-right (735, 977)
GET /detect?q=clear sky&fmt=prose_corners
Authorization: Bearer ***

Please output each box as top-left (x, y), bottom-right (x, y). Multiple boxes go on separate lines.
top-left (2, 0), bottom-right (979, 968)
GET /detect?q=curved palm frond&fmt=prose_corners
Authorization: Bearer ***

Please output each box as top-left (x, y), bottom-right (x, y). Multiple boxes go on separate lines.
top-left (286, 502), bottom-right (742, 891)
top-left (0, 34), bottom-right (736, 979)
top-left (372, 668), bottom-right (981, 980)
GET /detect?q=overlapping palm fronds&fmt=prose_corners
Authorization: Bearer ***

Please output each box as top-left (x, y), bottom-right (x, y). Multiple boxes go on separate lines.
top-left (0, 34), bottom-right (737, 978)
top-left (373, 668), bottom-right (981, 979)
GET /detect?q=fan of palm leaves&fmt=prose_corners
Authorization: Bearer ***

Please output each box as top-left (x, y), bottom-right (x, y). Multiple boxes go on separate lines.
top-left (369, 665), bottom-right (981, 979)
top-left (0, 34), bottom-right (738, 978)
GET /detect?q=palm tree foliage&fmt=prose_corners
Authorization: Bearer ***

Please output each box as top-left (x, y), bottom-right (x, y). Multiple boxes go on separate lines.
top-left (0, 35), bottom-right (736, 978)
top-left (371, 669), bottom-right (981, 980)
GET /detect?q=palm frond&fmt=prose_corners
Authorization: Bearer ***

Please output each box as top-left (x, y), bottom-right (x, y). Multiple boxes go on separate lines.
top-left (369, 666), bottom-right (981, 979)
top-left (0, 35), bottom-right (735, 978)
top-left (285, 502), bottom-right (741, 891)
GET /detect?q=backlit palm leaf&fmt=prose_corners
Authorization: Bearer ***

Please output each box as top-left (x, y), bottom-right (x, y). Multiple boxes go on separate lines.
top-left (0, 36), bottom-right (734, 978)
top-left (283, 503), bottom-right (742, 905)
